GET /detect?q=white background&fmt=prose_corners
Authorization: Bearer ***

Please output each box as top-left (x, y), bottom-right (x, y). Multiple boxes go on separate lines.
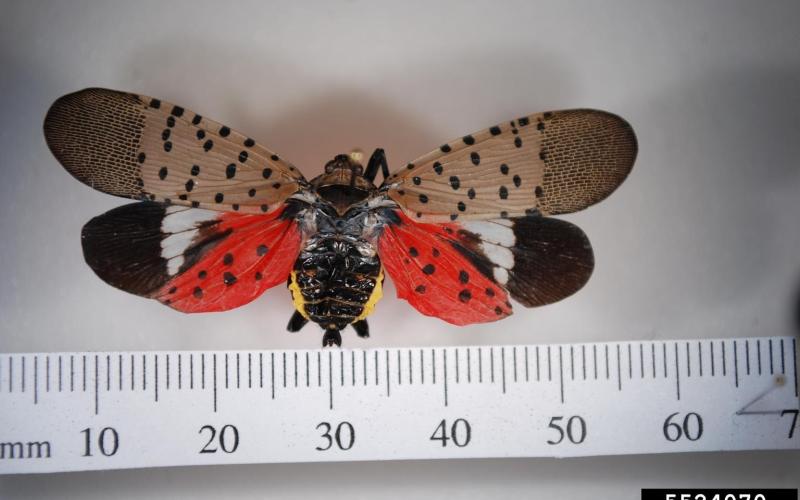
top-left (1, 0), bottom-right (798, 497)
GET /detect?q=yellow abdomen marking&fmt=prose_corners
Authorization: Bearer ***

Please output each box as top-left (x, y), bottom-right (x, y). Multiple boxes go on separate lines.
top-left (288, 271), bottom-right (310, 320)
top-left (355, 267), bottom-right (384, 322)
top-left (288, 268), bottom-right (384, 323)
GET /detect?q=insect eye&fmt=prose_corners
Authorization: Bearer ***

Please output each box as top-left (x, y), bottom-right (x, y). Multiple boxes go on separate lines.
top-left (325, 164), bottom-right (334, 173)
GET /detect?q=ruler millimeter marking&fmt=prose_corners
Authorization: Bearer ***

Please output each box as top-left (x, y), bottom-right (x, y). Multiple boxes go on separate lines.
top-left (0, 336), bottom-right (798, 474)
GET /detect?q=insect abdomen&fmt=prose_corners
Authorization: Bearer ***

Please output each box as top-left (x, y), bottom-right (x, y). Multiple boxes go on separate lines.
top-left (289, 238), bottom-right (382, 330)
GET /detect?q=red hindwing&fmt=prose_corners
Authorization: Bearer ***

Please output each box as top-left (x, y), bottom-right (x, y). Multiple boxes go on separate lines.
top-left (378, 210), bottom-right (512, 325)
top-left (155, 208), bottom-right (301, 312)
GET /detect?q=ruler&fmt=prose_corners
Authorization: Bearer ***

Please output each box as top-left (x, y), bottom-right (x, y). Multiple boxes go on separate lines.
top-left (1, 336), bottom-right (798, 474)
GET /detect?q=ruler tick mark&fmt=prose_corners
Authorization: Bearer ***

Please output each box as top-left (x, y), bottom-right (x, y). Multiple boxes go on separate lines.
top-left (432, 348), bottom-right (437, 385)
top-left (271, 352), bottom-right (276, 399)
top-left (165, 354), bottom-right (169, 391)
top-left (34, 356), bottom-right (38, 405)
top-left (178, 354), bottom-right (182, 390)
top-left (318, 351), bottom-right (322, 388)
top-left (733, 340), bottom-right (739, 388)
top-left (282, 352), bottom-right (287, 389)
top-left (722, 341), bottom-right (727, 376)
top-left (408, 349), bottom-right (412, 385)
top-left (698, 342), bottom-right (703, 377)
top-left (71, 355), bottom-right (75, 392)
top-left (650, 343), bottom-right (656, 379)
top-left (236, 353), bottom-right (241, 389)
top-left (583, 345), bottom-right (587, 380)
top-left (420, 349), bottom-right (425, 385)
top-left (329, 351), bottom-right (334, 409)
top-left (363, 351), bottom-right (368, 386)
top-left (385, 350), bottom-right (390, 397)
top-left (58, 355), bottom-right (63, 392)
top-left (467, 348), bottom-right (472, 383)
top-left (570, 346), bottom-right (575, 381)
top-left (685, 342), bottom-right (691, 378)
top-left (224, 353), bottom-right (230, 390)
top-left (212, 353), bottom-right (217, 412)
top-left (627, 344), bottom-right (632, 380)
top-left (501, 347), bottom-right (506, 393)
top-left (224, 354), bottom-right (230, 389)
top-left (605, 345), bottom-right (610, 380)
top-left (780, 339), bottom-right (785, 374)
top-left (559, 346), bottom-right (564, 403)
top-left (594, 345), bottom-right (598, 380)
top-left (154, 354), bottom-right (159, 402)
top-left (513, 346), bottom-right (518, 383)
top-left (547, 346), bottom-right (552, 382)
top-left (456, 348), bottom-right (460, 384)
top-left (757, 340), bottom-right (762, 375)
top-left (674, 342), bottom-right (680, 400)
top-left (478, 348), bottom-right (483, 383)
top-left (93, 355), bottom-right (99, 413)
top-left (745, 340), bottom-right (750, 376)
top-left (248, 353), bottom-right (252, 389)
top-left (769, 339), bottom-right (774, 375)
top-left (491, 347), bottom-right (496, 383)
top-left (306, 352), bottom-right (310, 388)
top-left (82, 355), bottom-right (87, 392)
top-left (616, 344), bottom-right (622, 391)
top-left (525, 346), bottom-right (530, 382)
top-left (46, 356), bottom-right (50, 393)
top-left (792, 337), bottom-right (797, 397)
top-left (337, 351), bottom-right (343, 388)
top-left (662, 343), bottom-right (667, 378)
top-left (374, 351), bottom-right (378, 386)
top-left (443, 349), bottom-right (449, 406)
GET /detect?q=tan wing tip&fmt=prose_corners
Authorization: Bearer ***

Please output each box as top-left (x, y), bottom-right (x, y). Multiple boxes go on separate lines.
top-left (43, 88), bottom-right (146, 198)
top-left (538, 109), bottom-right (638, 215)
top-left (44, 88), bottom-right (134, 145)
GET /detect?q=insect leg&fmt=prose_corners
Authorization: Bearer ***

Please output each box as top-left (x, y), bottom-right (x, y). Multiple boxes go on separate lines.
top-left (351, 319), bottom-right (370, 338)
top-left (364, 148), bottom-right (389, 183)
top-left (286, 310), bottom-right (309, 332)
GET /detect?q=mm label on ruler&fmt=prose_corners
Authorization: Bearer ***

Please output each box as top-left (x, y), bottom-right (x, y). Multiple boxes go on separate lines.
top-left (0, 336), bottom-right (798, 474)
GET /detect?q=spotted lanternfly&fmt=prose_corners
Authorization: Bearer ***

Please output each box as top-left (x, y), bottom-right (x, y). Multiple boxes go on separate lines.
top-left (44, 88), bottom-right (637, 346)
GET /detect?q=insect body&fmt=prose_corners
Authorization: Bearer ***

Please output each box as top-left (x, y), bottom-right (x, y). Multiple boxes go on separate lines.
top-left (44, 88), bottom-right (637, 346)
top-left (287, 154), bottom-right (387, 346)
